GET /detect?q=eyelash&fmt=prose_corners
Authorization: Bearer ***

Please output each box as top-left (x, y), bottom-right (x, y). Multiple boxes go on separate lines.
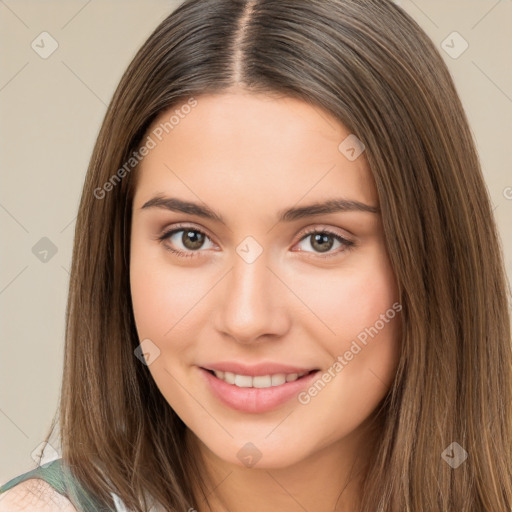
top-left (157, 224), bottom-right (356, 260)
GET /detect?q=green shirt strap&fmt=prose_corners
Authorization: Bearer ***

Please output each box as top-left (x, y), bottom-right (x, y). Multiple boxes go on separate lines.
top-left (0, 459), bottom-right (115, 511)
top-left (0, 459), bottom-right (68, 495)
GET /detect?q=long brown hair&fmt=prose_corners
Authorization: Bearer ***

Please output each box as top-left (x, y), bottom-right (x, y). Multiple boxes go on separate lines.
top-left (40, 0), bottom-right (512, 510)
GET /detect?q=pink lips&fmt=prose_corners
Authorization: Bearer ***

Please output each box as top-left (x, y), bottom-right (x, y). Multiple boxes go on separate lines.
top-left (204, 361), bottom-right (315, 376)
top-left (198, 362), bottom-right (319, 414)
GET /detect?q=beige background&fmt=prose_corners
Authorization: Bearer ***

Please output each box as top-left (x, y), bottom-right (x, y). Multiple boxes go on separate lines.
top-left (1, 0), bottom-right (511, 481)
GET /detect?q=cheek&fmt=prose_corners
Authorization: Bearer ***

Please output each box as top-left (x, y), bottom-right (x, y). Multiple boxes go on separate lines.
top-left (130, 260), bottom-right (172, 340)
top-left (299, 250), bottom-right (399, 343)
top-left (130, 237), bottom-right (217, 359)
top-left (300, 249), bottom-right (401, 391)
top-left (130, 237), bottom-right (186, 345)
top-left (294, 256), bottom-right (400, 444)
top-left (129, 243), bottom-right (201, 410)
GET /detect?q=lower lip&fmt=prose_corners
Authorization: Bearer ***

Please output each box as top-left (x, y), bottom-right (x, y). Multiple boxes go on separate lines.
top-left (199, 367), bottom-right (319, 414)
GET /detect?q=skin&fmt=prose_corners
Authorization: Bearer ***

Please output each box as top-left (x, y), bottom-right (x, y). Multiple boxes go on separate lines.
top-left (129, 89), bottom-right (401, 512)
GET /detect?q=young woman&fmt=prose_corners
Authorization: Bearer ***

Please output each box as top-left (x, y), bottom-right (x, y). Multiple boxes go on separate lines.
top-left (1, 0), bottom-right (511, 510)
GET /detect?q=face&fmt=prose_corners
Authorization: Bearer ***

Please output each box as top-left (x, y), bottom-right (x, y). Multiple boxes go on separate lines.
top-left (129, 90), bottom-right (401, 470)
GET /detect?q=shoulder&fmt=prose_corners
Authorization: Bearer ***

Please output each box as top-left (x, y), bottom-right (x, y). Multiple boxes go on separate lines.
top-left (0, 478), bottom-right (78, 511)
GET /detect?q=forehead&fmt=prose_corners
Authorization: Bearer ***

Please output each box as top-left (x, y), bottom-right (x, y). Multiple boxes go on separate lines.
top-left (133, 92), bottom-right (377, 215)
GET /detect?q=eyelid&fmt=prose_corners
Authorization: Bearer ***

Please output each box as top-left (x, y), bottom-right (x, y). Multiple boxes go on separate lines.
top-left (157, 222), bottom-right (355, 258)
top-left (158, 222), bottom-right (216, 243)
top-left (156, 222), bottom-right (217, 255)
top-left (293, 225), bottom-right (355, 258)
top-left (295, 224), bottom-right (353, 242)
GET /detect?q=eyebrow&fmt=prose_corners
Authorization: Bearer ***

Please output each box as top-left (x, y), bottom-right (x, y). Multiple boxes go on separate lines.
top-left (140, 195), bottom-right (379, 224)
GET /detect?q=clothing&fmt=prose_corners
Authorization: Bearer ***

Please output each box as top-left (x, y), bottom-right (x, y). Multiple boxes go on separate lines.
top-left (0, 458), bottom-right (130, 511)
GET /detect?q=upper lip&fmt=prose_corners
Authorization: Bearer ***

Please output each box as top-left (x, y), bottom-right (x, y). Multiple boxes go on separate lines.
top-left (201, 362), bottom-right (318, 376)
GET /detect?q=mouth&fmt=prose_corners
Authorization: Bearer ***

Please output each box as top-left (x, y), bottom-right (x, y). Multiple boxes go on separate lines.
top-left (203, 368), bottom-right (317, 388)
top-left (198, 366), bottom-right (321, 413)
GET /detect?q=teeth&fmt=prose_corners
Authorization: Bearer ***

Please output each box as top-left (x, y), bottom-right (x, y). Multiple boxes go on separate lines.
top-left (212, 370), bottom-right (309, 388)
top-left (253, 375), bottom-right (271, 388)
top-left (224, 371), bottom-right (235, 384)
top-left (234, 374), bottom-right (252, 387)
top-left (271, 374), bottom-right (286, 386)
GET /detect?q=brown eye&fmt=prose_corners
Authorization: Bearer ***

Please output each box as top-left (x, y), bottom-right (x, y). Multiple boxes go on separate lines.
top-left (295, 229), bottom-right (355, 258)
top-left (158, 226), bottom-right (215, 258)
top-left (180, 229), bottom-right (206, 250)
top-left (309, 233), bottom-right (335, 253)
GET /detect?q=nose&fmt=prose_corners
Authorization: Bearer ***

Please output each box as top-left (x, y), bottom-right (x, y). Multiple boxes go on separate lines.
top-left (214, 248), bottom-right (291, 345)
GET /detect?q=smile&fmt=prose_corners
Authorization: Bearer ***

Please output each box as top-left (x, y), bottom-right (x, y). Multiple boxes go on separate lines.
top-left (199, 365), bottom-right (320, 413)
top-left (210, 370), bottom-right (311, 388)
